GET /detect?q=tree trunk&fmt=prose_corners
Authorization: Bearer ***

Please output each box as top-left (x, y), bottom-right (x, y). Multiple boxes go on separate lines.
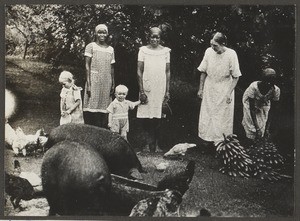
top-left (23, 40), bottom-right (28, 59)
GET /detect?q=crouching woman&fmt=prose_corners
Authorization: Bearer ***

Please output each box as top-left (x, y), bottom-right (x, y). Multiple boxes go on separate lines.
top-left (242, 68), bottom-right (280, 141)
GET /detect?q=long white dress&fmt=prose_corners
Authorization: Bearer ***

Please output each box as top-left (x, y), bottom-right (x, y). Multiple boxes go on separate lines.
top-left (197, 47), bottom-right (241, 143)
top-left (137, 46), bottom-right (171, 119)
top-left (242, 81), bottom-right (280, 139)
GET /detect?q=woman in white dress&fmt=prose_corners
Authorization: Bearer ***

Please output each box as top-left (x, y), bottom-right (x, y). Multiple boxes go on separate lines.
top-left (137, 27), bottom-right (171, 152)
top-left (242, 68), bottom-right (280, 140)
top-left (197, 32), bottom-right (242, 145)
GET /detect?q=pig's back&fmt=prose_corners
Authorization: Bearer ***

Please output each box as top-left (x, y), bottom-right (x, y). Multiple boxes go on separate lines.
top-left (45, 124), bottom-right (143, 176)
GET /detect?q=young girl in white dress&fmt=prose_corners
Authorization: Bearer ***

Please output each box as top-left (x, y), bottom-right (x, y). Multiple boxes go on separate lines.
top-left (59, 71), bottom-right (84, 125)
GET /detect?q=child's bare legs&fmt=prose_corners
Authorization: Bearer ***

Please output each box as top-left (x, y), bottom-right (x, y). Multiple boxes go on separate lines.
top-left (109, 119), bottom-right (128, 140)
top-left (119, 120), bottom-right (128, 141)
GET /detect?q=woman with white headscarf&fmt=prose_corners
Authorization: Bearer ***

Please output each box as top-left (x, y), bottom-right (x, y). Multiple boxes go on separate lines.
top-left (83, 24), bottom-right (115, 127)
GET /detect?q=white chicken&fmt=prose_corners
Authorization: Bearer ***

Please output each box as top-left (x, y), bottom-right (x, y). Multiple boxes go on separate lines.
top-left (164, 143), bottom-right (197, 157)
top-left (5, 122), bottom-right (18, 147)
top-left (7, 126), bottom-right (48, 156)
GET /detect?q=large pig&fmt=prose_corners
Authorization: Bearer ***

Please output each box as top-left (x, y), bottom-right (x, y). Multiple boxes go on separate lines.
top-left (44, 124), bottom-right (144, 179)
top-left (41, 140), bottom-right (111, 216)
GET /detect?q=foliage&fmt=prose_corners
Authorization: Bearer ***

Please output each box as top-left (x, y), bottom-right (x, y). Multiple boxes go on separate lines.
top-left (5, 4), bottom-right (295, 91)
top-left (6, 5), bottom-right (60, 59)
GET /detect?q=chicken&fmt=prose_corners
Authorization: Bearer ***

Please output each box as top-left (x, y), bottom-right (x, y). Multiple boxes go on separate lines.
top-left (5, 122), bottom-right (17, 147)
top-left (157, 160), bottom-right (195, 195)
top-left (8, 127), bottom-right (48, 156)
top-left (129, 189), bottom-right (182, 217)
top-left (105, 162), bottom-right (194, 216)
top-left (164, 143), bottom-right (197, 157)
top-left (5, 172), bottom-right (35, 209)
top-left (13, 160), bottom-right (43, 193)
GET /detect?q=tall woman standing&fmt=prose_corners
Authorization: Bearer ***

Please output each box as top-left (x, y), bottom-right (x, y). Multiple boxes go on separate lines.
top-left (83, 24), bottom-right (115, 128)
top-left (197, 32), bottom-right (241, 145)
top-left (137, 27), bottom-right (171, 152)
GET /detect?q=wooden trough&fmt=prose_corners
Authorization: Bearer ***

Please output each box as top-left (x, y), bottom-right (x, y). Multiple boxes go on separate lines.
top-left (105, 174), bottom-right (168, 215)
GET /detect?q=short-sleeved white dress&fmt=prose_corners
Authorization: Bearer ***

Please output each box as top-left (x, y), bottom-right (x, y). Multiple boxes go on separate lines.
top-left (83, 42), bottom-right (115, 113)
top-left (137, 46), bottom-right (171, 119)
top-left (197, 47), bottom-right (242, 143)
top-left (242, 81), bottom-right (280, 139)
top-left (60, 85), bottom-right (84, 125)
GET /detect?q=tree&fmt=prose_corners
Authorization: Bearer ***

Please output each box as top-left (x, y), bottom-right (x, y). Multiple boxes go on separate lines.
top-left (5, 4), bottom-right (61, 59)
top-left (5, 4), bottom-right (295, 86)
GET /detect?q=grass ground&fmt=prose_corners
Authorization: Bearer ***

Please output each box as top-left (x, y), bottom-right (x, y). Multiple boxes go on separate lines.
top-left (4, 56), bottom-right (295, 217)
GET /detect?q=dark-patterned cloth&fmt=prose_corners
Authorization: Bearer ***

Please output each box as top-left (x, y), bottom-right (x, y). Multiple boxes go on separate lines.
top-left (129, 190), bottom-right (182, 217)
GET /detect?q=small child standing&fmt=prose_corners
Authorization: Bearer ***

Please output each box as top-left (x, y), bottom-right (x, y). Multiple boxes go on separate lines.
top-left (59, 71), bottom-right (84, 125)
top-left (107, 85), bottom-right (141, 140)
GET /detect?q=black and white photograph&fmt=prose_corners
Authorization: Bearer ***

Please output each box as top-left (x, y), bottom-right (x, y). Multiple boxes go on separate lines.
top-left (3, 3), bottom-right (297, 218)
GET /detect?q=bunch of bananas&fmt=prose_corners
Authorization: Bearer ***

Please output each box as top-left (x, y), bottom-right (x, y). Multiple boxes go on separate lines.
top-left (247, 139), bottom-right (285, 181)
top-left (216, 134), bottom-right (286, 181)
top-left (215, 134), bottom-right (253, 178)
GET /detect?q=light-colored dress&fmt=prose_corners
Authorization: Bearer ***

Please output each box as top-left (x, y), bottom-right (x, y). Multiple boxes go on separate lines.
top-left (107, 98), bottom-right (136, 137)
top-left (60, 85), bottom-right (84, 125)
top-left (242, 81), bottom-right (280, 139)
top-left (137, 46), bottom-right (171, 119)
top-left (83, 42), bottom-right (115, 113)
top-left (197, 47), bottom-right (242, 143)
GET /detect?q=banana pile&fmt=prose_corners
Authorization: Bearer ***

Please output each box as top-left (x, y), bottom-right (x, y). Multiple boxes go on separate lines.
top-left (216, 134), bottom-right (253, 178)
top-left (216, 134), bottom-right (286, 181)
top-left (247, 139), bottom-right (285, 181)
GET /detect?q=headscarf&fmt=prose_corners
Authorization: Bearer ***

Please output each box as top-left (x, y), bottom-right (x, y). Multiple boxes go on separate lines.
top-left (263, 68), bottom-right (276, 77)
top-left (95, 24), bottom-right (108, 33)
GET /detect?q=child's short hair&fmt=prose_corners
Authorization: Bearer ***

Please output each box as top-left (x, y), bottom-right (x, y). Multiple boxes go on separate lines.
top-left (115, 84), bottom-right (128, 94)
top-left (59, 71), bottom-right (74, 83)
